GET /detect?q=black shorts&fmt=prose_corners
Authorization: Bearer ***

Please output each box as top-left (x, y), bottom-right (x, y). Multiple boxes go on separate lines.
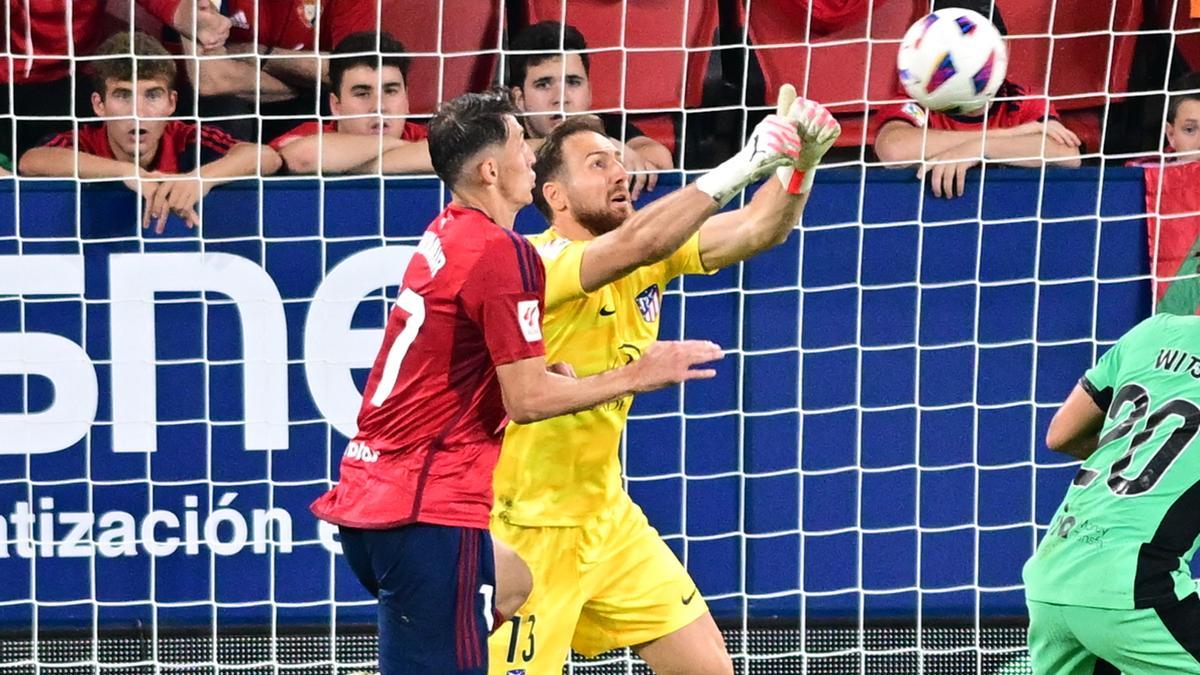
top-left (340, 523), bottom-right (496, 674)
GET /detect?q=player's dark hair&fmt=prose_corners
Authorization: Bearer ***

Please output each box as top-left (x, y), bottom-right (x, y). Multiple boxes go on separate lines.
top-left (329, 32), bottom-right (409, 96)
top-left (1168, 72), bottom-right (1200, 124)
top-left (532, 115), bottom-right (605, 220)
top-left (429, 88), bottom-right (521, 189)
top-left (931, 0), bottom-right (1007, 35)
top-left (505, 21), bottom-right (590, 89)
top-left (90, 32), bottom-right (177, 95)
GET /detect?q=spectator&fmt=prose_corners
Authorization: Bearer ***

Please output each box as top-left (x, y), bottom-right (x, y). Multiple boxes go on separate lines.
top-left (873, 0), bottom-right (1081, 198)
top-left (19, 32), bottom-right (281, 233)
top-left (270, 32), bottom-right (430, 176)
top-left (776, 0), bottom-right (879, 35)
top-left (186, 0), bottom-right (378, 141)
top-left (506, 21), bottom-right (673, 199)
top-left (2, 0), bottom-right (230, 161)
top-left (1164, 72), bottom-right (1200, 161)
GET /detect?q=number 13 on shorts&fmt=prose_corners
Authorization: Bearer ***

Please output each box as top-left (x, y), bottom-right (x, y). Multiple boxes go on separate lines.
top-left (502, 614), bottom-right (537, 666)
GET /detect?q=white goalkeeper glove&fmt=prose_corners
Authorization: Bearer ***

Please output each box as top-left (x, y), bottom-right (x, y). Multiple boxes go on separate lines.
top-left (694, 113), bottom-right (801, 207)
top-left (773, 84), bottom-right (841, 194)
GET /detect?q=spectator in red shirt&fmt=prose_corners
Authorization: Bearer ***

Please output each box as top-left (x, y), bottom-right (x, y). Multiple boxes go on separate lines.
top-left (270, 32), bottom-right (431, 175)
top-left (19, 32), bottom-right (281, 233)
top-left (505, 21), bottom-right (673, 201)
top-left (1, 0), bottom-right (230, 161)
top-left (1164, 72), bottom-right (1200, 161)
top-left (873, 0), bottom-right (1081, 198)
top-left (186, 0), bottom-right (378, 142)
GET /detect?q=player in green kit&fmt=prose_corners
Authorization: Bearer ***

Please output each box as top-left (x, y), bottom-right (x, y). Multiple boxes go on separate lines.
top-left (1024, 313), bottom-right (1200, 673)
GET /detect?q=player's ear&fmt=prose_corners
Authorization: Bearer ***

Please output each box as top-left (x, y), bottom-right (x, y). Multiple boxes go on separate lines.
top-left (1166, 122), bottom-right (1177, 149)
top-left (477, 153), bottom-right (500, 187)
top-left (91, 91), bottom-right (105, 117)
top-left (329, 90), bottom-right (342, 116)
top-left (166, 89), bottom-right (178, 116)
top-left (511, 86), bottom-right (526, 111)
top-left (542, 179), bottom-right (567, 213)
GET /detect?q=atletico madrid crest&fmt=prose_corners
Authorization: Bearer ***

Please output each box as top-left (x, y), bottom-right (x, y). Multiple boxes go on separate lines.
top-left (635, 285), bottom-right (661, 323)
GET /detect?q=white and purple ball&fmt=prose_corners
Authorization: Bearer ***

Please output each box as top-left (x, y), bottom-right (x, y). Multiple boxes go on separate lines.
top-left (896, 8), bottom-right (1008, 115)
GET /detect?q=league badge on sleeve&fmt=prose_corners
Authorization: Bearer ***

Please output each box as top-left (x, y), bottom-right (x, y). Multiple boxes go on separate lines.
top-left (635, 285), bottom-right (662, 323)
top-left (901, 102), bottom-right (928, 127)
top-left (517, 300), bottom-right (542, 342)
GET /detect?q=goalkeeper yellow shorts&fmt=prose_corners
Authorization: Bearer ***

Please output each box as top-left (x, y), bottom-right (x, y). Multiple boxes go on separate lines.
top-left (487, 493), bottom-right (708, 675)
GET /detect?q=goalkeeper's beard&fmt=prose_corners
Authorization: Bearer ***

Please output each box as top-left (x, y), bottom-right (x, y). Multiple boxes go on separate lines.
top-left (573, 200), bottom-right (630, 237)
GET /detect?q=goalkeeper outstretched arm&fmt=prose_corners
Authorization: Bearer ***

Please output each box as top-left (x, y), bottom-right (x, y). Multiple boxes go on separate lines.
top-left (696, 90), bottom-right (841, 270)
top-left (549, 105), bottom-right (802, 296)
top-left (560, 86), bottom-right (837, 295)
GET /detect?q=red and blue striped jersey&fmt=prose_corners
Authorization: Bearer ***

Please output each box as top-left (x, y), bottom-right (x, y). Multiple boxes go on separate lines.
top-left (312, 203), bottom-right (546, 530)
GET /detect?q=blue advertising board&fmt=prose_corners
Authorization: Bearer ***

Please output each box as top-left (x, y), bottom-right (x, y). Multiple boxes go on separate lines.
top-left (0, 166), bottom-right (1151, 628)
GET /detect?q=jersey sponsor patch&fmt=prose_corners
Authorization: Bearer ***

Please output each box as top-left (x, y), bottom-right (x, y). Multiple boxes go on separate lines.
top-left (635, 285), bottom-right (661, 323)
top-left (902, 102), bottom-right (928, 127)
top-left (517, 300), bottom-right (542, 342)
top-left (342, 440), bottom-right (378, 463)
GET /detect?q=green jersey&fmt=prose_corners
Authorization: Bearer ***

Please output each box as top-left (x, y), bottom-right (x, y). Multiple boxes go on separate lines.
top-left (1024, 313), bottom-right (1200, 609)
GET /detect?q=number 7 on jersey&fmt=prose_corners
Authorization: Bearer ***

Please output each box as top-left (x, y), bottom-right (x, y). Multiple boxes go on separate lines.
top-left (370, 288), bottom-right (426, 407)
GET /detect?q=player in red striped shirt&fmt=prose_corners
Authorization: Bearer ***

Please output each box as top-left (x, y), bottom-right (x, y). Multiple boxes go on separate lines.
top-left (310, 88), bottom-right (752, 674)
top-left (19, 32), bottom-right (281, 233)
top-left (270, 33), bottom-right (433, 175)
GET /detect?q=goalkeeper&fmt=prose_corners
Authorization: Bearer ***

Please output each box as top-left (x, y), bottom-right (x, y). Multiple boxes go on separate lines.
top-left (1024, 312), bottom-right (1200, 673)
top-left (488, 88), bottom-right (839, 674)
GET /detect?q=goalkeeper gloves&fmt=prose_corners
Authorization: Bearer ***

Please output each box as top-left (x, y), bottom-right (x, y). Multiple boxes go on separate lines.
top-left (694, 113), bottom-right (801, 207)
top-left (774, 84), bottom-right (842, 194)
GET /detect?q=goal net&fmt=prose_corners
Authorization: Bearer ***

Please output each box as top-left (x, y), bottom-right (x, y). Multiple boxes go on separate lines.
top-left (0, 0), bottom-right (1194, 673)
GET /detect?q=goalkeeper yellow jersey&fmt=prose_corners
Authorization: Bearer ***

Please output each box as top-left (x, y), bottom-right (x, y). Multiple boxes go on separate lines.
top-left (492, 227), bottom-right (711, 527)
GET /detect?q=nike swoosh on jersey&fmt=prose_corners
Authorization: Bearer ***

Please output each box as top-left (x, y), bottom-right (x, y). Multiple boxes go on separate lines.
top-left (599, 306), bottom-right (616, 316)
top-left (682, 589), bottom-right (698, 605)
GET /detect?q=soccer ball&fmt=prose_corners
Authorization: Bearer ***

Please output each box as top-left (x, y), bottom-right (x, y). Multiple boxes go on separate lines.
top-left (896, 8), bottom-right (1008, 114)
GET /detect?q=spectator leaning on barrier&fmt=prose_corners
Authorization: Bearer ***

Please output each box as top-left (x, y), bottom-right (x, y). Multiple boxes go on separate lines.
top-left (2, 0), bottom-right (229, 162)
top-left (19, 32), bottom-right (281, 234)
top-left (506, 21), bottom-right (673, 200)
top-left (872, 0), bottom-right (1081, 199)
top-left (270, 32), bottom-right (431, 175)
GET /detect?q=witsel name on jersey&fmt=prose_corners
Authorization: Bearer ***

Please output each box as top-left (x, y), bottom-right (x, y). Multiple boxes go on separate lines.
top-left (1155, 348), bottom-right (1200, 378)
